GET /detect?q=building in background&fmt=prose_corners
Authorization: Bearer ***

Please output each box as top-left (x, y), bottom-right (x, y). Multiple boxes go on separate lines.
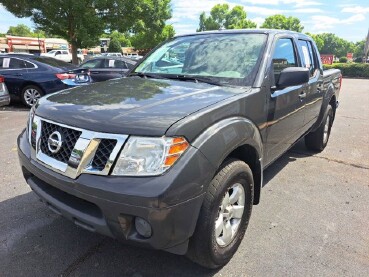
top-left (0, 37), bottom-right (9, 53)
top-left (6, 35), bottom-right (45, 54)
top-left (44, 38), bottom-right (68, 52)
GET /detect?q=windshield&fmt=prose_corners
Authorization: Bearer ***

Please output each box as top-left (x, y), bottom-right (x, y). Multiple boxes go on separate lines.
top-left (47, 50), bottom-right (57, 54)
top-left (134, 33), bottom-right (267, 86)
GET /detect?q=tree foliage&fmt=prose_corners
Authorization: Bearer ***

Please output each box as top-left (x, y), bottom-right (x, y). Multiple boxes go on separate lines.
top-left (312, 33), bottom-right (356, 57)
top-left (131, 25), bottom-right (175, 49)
top-left (197, 4), bottom-right (256, 32)
top-left (109, 31), bottom-right (132, 47)
top-left (7, 24), bottom-right (46, 38)
top-left (108, 37), bottom-right (122, 52)
top-left (0, 0), bottom-right (173, 63)
top-left (261, 14), bottom-right (304, 32)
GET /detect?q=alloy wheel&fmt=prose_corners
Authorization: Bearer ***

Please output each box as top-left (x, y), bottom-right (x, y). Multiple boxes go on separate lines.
top-left (215, 183), bottom-right (245, 247)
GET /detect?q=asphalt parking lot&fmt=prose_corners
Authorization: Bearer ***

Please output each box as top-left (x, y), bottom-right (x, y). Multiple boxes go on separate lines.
top-left (0, 78), bottom-right (368, 276)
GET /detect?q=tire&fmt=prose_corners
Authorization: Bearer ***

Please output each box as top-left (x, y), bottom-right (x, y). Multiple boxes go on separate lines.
top-left (187, 159), bottom-right (254, 269)
top-left (305, 104), bottom-right (334, 152)
top-left (21, 85), bottom-right (44, 108)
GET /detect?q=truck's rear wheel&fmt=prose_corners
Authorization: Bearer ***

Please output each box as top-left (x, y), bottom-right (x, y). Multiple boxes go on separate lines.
top-left (305, 104), bottom-right (334, 151)
top-left (187, 159), bottom-right (253, 269)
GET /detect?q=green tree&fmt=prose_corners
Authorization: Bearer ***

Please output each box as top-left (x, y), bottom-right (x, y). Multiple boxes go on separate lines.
top-left (353, 39), bottom-right (366, 60)
top-left (197, 4), bottom-right (256, 32)
top-left (7, 24), bottom-right (33, 36)
top-left (314, 33), bottom-right (355, 57)
top-left (110, 31), bottom-right (131, 47)
top-left (108, 37), bottom-right (122, 52)
top-left (0, 0), bottom-right (173, 64)
top-left (261, 14), bottom-right (304, 32)
top-left (131, 24), bottom-right (175, 49)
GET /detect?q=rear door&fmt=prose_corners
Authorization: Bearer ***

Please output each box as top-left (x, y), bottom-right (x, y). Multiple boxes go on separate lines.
top-left (297, 39), bottom-right (323, 129)
top-left (0, 57), bottom-right (27, 96)
top-left (90, 59), bottom-right (126, 82)
top-left (265, 37), bottom-right (307, 163)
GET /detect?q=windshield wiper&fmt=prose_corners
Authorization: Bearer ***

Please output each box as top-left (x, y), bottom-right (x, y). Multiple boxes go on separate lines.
top-left (170, 75), bottom-right (225, 86)
top-left (129, 72), bottom-right (167, 80)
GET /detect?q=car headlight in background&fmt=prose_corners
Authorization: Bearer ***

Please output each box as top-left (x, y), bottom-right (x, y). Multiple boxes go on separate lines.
top-left (112, 136), bottom-right (189, 176)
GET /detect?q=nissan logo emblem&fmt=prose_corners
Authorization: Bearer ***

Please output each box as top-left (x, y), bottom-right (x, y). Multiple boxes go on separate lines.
top-left (47, 131), bottom-right (63, 154)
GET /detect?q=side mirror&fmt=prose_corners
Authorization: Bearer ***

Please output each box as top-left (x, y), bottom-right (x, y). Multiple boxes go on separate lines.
top-left (277, 67), bottom-right (309, 88)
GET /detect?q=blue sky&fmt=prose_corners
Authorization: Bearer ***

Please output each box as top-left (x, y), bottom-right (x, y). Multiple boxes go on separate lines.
top-left (1, 0), bottom-right (368, 42)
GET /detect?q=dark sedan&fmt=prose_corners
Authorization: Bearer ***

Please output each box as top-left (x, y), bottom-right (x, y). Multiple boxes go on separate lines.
top-left (78, 56), bottom-right (136, 82)
top-left (0, 54), bottom-right (91, 107)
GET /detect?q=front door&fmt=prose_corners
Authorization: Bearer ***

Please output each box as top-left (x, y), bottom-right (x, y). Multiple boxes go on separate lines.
top-left (265, 37), bottom-right (307, 164)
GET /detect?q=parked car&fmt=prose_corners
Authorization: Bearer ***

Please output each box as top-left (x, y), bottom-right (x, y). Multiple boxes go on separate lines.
top-left (123, 53), bottom-right (143, 60)
top-left (0, 54), bottom-right (91, 107)
top-left (0, 75), bottom-right (10, 107)
top-left (101, 52), bottom-right (123, 57)
top-left (77, 56), bottom-right (136, 82)
top-left (18, 30), bottom-right (341, 268)
top-left (41, 49), bottom-right (84, 64)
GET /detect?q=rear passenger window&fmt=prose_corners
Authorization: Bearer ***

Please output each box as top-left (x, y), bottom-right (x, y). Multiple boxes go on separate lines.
top-left (114, 60), bottom-right (127, 69)
top-left (9, 58), bottom-right (26, 69)
top-left (272, 38), bottom-right (297, 85)
top-left (24, 61), bottom-right (36, 68)
top-left (298, 40), bottom-right (317, 77)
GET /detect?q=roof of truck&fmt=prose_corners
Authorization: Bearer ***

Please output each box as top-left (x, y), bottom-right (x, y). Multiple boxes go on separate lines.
top-left (176, 29), bottom-right (311, 40)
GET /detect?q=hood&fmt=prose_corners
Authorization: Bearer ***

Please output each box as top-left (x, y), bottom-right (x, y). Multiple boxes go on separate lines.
top-left (36, 77), bottom-right (242, 136)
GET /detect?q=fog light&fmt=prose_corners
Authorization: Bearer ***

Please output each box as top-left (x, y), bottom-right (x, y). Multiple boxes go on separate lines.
top-left (135, 217), bottom-right (152, 238)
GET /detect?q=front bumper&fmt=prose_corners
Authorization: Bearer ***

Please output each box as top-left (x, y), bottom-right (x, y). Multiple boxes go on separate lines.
top-left (18, 129), bottom-right (215, 254)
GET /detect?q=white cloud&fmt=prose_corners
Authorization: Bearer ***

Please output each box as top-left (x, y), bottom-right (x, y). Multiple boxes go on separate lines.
top-left (251, 17), bottom-right (265, 27)
top-left (240, 0), bottom-right (322, 7)
top-left (292, 8), bottom-right (323, 13)
top-left (309, 14), bottom-right (366, 31)
top-left (341, 6), bottom-right (369, 14)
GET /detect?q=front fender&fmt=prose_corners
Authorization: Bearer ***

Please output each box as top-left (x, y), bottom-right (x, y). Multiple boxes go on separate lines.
top-left (190, 117), bottom-right (263, 169)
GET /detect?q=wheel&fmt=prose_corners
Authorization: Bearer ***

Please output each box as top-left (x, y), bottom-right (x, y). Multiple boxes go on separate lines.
top-left (21, 85), bottom-right (44, 108)
top-left (305, 104), bottom-right (334, 152)
top-left (187, 159), bottom-right (254, 269)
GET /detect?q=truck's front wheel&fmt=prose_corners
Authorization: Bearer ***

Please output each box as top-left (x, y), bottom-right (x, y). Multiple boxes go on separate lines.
top-left (187, 159), bottom-right (253, 269)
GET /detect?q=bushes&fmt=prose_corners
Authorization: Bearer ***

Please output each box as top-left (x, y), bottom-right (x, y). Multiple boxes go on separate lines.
top-left (339, 57), bottom-right (348, 63)
top-left (323, 63), bottom-right (369, 78)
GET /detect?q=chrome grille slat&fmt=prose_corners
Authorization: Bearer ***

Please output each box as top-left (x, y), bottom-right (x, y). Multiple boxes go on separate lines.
top-left (30, 116), bottom-right (128, 179)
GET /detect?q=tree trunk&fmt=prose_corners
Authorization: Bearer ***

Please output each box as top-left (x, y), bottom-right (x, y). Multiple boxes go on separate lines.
top-left (71, 43), bottom-right (78, 65)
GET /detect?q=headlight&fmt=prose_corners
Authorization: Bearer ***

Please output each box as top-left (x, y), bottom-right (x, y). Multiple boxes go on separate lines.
top-left (112, 136), bottom-right (189, 176)
top-left (27, 106), bottom-right (37, 149)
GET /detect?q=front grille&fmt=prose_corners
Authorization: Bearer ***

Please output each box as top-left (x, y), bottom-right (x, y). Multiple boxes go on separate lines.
top-left (91, 139), bottom-right (117, 170)
top-left (40, 121), bottom-right (82, 163)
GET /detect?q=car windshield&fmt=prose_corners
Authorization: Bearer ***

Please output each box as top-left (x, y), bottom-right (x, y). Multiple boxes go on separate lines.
top-left (47, 50), bottom-right (57, 54)
top-left (134, 33), bottom-right (267, 86)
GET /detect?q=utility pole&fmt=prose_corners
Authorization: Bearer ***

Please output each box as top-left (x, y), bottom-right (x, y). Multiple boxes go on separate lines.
top-left (364, 28), bottom-right (369, 63)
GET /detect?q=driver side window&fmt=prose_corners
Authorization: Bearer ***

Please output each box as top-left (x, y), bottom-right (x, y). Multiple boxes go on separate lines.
top-left (272, 38), bottom-right (297, 85)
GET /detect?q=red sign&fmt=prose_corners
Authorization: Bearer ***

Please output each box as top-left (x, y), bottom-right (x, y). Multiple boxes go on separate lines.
top-left (346, 53), bottom-right (353, 60)
top-left (320, 54), bottom-right (334, 65)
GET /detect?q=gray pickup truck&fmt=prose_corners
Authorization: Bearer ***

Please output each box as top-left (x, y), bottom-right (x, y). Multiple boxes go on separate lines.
top-left (18, 29), bottom-right (341, 268)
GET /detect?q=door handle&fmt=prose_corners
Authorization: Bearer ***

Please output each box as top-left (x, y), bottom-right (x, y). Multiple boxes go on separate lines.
top-left (90, 71), bottom-right (99, 74)
top-left (299, 91), bottom-right (307, 100)
top-left (15, 74), bottom-right (23, 76)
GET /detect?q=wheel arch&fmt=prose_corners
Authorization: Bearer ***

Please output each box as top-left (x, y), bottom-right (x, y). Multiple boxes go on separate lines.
top-left (191, 117), bottom-right (263, 205)
top-left (21, 82), bottom-right (45, 94)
